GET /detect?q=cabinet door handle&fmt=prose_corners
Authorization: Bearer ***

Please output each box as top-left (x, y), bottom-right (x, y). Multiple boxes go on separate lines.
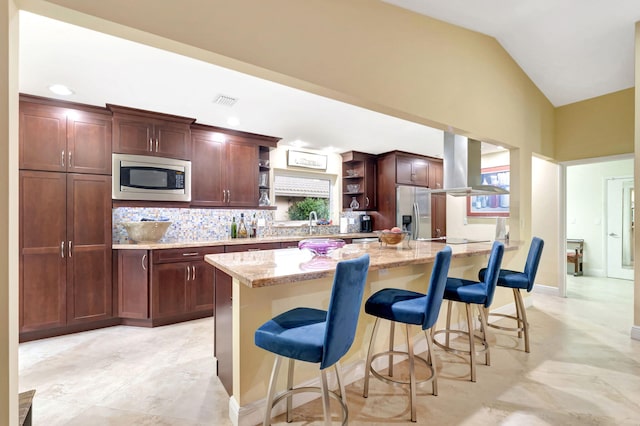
top-left (68, 241), bottom-right (72, 257)
top-left (61, 151), bottom-right (65, 167)
top-left (61, 241), bottom-right (65, 258)
top-left (227, 190), bottom-right (231, 203)
top-left (186, 265), bottom-right (191, 281)
top-left (191, 265), bottom-right (196, 281)
top-left (155, 138), bottom-right (159, 152)
top-left (182, 252), bottom-right (199, 257)
top-left (141, 254), bottom-right (147, 271)
top-left (68, 151), bottom-right (72, 167)
top-left (149, 138), bottom-right (153, 152)
top-left (365, 197), bottom-right (370, 207)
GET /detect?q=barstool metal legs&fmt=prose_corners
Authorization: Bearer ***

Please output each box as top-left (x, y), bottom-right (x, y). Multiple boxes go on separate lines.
top-left (264, 356), bottom-right (348, 426)
top-left (264, 356), bottom-right (283, 426)
top-left (465, 304), bottom-right (477, 382)
top-left (486, 288), bottom-right (531, 353)
top-left (434, 302), bottom-right (491, 383)
top-left (363, 317), bottom-right (438, 422)
top-left (405, 324), bottom-right (417, 422)
top-left (320, 369), bottom-right (331, 426)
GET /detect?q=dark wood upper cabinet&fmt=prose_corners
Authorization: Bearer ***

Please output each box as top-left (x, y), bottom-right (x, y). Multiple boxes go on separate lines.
top-left (19, 96), bottom-right (112, 175)
top-left (108, 104), bottom-right (195, 160)
top-left (372, 151), bottom-right (446, 235)
top-left (396, 154), bottom-right (430, 187)
top-left (341, 151), bottom-right (377, 211)
top-left (190, 124), bottom-right (279, 207)
top-left (428, 158), bottom-right (443, 189)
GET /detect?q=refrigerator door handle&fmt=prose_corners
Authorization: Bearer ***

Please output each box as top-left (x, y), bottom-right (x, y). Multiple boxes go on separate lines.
top-left (413, 202), bottom-right (419, 240)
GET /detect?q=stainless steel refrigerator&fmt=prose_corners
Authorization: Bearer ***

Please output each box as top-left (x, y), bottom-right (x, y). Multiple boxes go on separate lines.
top-left (396, 185), bottom-right (432, 240)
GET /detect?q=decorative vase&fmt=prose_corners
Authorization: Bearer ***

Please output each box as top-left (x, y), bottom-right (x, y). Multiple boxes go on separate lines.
top-left (350, 196), bottom-right (360, 210)
top-left (259, 189), bottom-right (270, 206)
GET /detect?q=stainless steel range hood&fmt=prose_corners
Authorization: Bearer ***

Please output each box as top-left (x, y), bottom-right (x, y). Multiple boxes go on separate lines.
top-left (433, 132), bottom-right (509, 197)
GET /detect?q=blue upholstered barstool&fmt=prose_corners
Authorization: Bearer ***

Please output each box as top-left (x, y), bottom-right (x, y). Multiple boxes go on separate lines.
top-left (433, 241), bottom-right (504, 382)
top-left (362, 246), bottom-right (452, 422)
top-left (478, 237), bottom-right (544, 353)
top-left (254, 254), bottom-right (370, 426)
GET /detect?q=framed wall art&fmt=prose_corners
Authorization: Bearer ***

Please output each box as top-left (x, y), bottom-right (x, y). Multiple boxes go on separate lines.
top-left (287, 150), bottom-right (327, 170)
top-left (466, 165), bottom-right (510, 217)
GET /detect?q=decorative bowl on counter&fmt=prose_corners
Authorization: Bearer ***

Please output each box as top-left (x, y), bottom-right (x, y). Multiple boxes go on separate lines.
top-left (298, 238), bottom-right (346, 256)
top-left (375, 230), bottom-right (410, 245)
top-left (123, 221), bottom-right (172, 243)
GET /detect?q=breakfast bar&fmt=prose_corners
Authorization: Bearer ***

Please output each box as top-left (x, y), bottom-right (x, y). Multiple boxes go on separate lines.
top-left (205, 239), bottom-right (519, 426)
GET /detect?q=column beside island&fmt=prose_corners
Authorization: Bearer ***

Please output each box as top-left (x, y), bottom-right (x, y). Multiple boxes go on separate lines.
top-left (205, 239), bottom-right (520, 426)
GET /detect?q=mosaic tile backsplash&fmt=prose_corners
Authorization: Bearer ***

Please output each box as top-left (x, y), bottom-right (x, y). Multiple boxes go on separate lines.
top-left (113, 208), bottom-right (364, 243)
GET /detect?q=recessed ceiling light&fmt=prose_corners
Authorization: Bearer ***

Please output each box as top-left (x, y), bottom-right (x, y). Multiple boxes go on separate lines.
top-left (290, 139), bottom-right (308, 148)
top-left (227, 117), bottom-right (240, 127)
top-left (48, 84), bottom-right (74, 96)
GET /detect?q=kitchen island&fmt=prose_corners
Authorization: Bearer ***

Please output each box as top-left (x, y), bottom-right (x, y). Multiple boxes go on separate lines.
top-left (205, 239), bottom-right (519, 426)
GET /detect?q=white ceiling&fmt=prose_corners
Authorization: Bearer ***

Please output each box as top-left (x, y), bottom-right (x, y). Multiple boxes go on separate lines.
top-left (19, 2), bottom-right (640, 158)
top-left (385, 0), bottom-right (640, 107)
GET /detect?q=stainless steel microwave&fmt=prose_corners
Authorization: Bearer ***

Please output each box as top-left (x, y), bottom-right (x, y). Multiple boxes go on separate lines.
top-left (112, 153), bottom-right (191, 202)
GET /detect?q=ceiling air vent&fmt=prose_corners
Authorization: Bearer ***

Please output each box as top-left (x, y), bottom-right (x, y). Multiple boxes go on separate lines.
top-left (213, 94), bottom-right (238, 107)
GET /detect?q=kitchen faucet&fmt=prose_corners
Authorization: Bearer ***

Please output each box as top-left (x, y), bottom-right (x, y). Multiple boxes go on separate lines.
top-left (309, 211), bottom-right (318, 235)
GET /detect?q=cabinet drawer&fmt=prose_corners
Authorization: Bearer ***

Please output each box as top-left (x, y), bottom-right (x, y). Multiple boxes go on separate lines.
top-left (225, 242), bottom-right (281, 253)
top-left (153, 246), bottom-right (224, 263)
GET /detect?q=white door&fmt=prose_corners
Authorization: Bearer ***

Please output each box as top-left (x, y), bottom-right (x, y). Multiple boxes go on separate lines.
top-left (607, 178), bottom-right (634, 280)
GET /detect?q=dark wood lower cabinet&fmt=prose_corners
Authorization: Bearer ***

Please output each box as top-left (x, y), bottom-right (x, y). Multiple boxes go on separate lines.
top-left (117, 250), bottom-right (149, 319)
top-left (117, 246), bottom-right (222, 327)
top-left (214, 268), bottom-right (233, 395)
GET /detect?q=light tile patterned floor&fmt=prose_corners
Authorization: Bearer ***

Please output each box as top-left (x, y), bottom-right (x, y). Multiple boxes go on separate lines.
top-left (19, 275), bottom-right (640, 425)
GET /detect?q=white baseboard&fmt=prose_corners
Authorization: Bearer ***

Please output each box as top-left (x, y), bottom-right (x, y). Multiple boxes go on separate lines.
top-left (532, 284), bottom-right (560, 295)
top-left (631, 326), bottom-right (640, 341)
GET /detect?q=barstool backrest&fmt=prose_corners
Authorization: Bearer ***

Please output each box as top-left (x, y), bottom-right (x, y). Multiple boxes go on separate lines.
top-left (321, 254), bottom-right (370, 369)
top-left (523, 237), bottom-right (544, 292)
top-left (422, 246), bottom-right (453, 330)
top-left (483, 241), bottom-right (505, 307)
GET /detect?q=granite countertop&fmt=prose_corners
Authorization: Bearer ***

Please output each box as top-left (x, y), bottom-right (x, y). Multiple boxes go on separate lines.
top-left (112, 232), bottom-right (378, 250)
top-left (204, 239), bottom-right (519, 288)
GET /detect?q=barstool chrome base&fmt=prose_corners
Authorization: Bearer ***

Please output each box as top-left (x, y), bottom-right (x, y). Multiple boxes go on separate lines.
top-left (432, 301), bottom-right (490, 382)
top-left (363, 317), bottom-right (438, 422)
top-left (486, 288), bottom-right (530, 352)
top-left (263, 355), bottom-right (348, 426)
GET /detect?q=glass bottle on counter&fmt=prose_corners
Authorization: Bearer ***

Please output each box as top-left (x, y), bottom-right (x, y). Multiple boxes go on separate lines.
top-left (250, 213), bottom-right (257, 238)
top-left (238, 213), bottom-right (248, 238)
top-left (230, 216), bottom-right (237, 239)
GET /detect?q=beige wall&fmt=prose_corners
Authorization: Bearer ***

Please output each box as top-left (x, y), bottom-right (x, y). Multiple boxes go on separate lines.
top-left (555, 88), bottom-right (634, 162)
top-left (1, 0), bottom-right (18, 424)
top-left (532, 156), bottom-right (560, 287)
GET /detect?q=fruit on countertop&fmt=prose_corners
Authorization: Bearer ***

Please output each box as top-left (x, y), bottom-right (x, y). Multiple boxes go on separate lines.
top-left (390, 227), bottom-right (402, 233)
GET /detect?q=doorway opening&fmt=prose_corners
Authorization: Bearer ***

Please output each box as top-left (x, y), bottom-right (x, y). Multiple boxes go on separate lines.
top-left (565, 157), bottom-right (634, 294)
